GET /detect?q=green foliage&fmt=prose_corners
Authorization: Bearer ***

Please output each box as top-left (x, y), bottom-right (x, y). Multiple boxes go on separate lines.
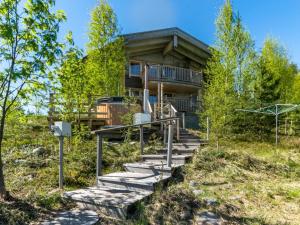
top-left (86, 0), bottom-right (126, 98)
top-left (204, 0), bottom-right (257, 143)
top-left (0, 0), bottom-right (65, 196)
top-left (55, 34), bottom-right (88, 123)
top-left (255, 38), bottom-right (297, 103)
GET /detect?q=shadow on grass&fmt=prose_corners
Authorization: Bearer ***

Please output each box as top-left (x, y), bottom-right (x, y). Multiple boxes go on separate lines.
top-left (0, 195), bottom-right (40, 225)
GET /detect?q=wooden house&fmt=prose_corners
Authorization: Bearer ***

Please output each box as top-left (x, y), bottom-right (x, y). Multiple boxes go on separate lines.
top-left (123, 27), bottom-right (211, 128)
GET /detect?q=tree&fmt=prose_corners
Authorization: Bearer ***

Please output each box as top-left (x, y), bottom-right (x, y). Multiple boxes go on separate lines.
top-left (0, 0), bottom-right (65, 198)
top-left (255, 38), bottom-right (297, 104)
top-left (204, 0), bottom-right (256, 145)
top-left (56, 33), bottom-right (88, 124)
top-left (85, 0), bottom-right (125, 99)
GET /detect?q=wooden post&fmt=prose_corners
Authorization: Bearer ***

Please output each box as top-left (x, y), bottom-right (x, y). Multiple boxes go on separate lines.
top-left (49, 93), bottom-right (55, 126)
top-left (59, 136), bottom-right (64, 189)
top-left (182, 112), bottom-right (186, 129)
top-left (140, 125), bottom-right (144, 155)
top-left (167, 123), bottom-right (173, 167)
top-left (96, 133), bottom-right (103, 184)
top-left (206, 117), bottom-right (209, 141)
top-left (157, 82), bottom-right (161, 119)
top-left (275, 104), bottom-right (278, 146)
top-left (160, 83), bottom-right (164, 133)
top-left (177, 118), bottom-right (180, 141)
top-left (285, 118), bottom-right (287, 135)
top-left (88, 95), bottom-right (92, 129)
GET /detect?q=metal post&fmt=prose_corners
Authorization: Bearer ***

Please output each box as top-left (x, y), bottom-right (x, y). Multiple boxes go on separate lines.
top-left (206, 117), bottom-right (209, 141)
top-left (167, 123), bottom-right (173, 167)
top-left (59, 136), bottom-right (64, 189)
top-left (275, 104), bottom-right (278, 146)
top-left (96, 134), bottom-right (103, 184)
top-left (182, 112), bottom-right (186, 129)
top-left (140, 125), bottom-right (144, 155)
top-left (176, 118), bottom-right (180, 141)
top-left (164, 123), bottom-right (167, 145)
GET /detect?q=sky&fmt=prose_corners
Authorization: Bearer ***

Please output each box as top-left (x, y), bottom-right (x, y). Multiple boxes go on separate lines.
top-left (55, 0), bottom-right (300, 67)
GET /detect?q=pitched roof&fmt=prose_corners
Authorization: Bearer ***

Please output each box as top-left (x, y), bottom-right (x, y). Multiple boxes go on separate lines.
top-left (123, 27), bottom-right (211, 65)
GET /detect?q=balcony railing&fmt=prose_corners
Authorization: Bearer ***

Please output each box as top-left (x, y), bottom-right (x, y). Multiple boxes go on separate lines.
top-left (165, 97), bottom-right (199, 113)
top-left (148, 65), bottom-right (203, 86)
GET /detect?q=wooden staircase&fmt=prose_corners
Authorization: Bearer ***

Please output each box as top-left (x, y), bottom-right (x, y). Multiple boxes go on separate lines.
top-left (63, 128), bottom-right (206, 219)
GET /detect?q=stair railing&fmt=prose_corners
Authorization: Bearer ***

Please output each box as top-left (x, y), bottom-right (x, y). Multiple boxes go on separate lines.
top-left (92, 116), bottom-right (179, 184)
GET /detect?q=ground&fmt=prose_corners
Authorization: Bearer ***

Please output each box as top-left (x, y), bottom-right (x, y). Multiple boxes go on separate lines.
top-left (0, 116), bottom-right (299, 224)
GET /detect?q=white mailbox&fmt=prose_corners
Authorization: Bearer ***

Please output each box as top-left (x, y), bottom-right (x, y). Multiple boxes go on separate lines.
top-left (133, 113), bottom-right (151, 125)
top-left (53, 121), bottom-right (71, 137)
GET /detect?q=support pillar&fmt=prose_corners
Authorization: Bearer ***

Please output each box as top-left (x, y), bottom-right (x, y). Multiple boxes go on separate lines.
top-left (59, 136), bottom-right (64, 189)
top-left (140, 125), bottom-right (144, 155)
top-left (167, 123), bottom-right (173, 167)
top-left (275, 104), bottom-right (278, 146)
top-left (96, 134), bottom-right (103, 184)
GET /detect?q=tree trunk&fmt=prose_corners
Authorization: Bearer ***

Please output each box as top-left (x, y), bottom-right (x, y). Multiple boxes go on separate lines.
top-left (0, 110), bottom-right (8, 199)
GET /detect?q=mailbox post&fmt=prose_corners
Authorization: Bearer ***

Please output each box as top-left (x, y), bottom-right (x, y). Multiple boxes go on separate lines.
top-left (52, 121), bottom-right (71, 189)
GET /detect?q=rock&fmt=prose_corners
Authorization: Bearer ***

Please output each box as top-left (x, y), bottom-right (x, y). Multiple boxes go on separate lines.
top-left (195, 211), bottom-right (222, 225)
top-left (180, 210), bottom-right (192, 220)
top-left (15, 159), bottom-right (27, 164)
top-left (130, 141), bottom-right (137, 145)
top-left (193, 189), bottom-right (204, 195)
top-left (189, 180), bottom-right (198, 188)
top-left (32, 147), bottom-right (47, 156)
top-left (204, 198), bottom-right (219, 207)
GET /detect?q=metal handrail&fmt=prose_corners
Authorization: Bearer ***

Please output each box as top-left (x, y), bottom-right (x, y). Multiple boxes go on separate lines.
top-left (92, 116), bottom-right (179, 134)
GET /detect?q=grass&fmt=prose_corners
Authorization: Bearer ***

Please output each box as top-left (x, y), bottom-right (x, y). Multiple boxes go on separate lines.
top-left (1, 116), bottom-right (299, 224)
top-left (127, 136), bottom-right (299, 225)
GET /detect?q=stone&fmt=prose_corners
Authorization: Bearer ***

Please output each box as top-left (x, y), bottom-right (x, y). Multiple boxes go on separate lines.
top-left (204, 198), bottom-right (219, 207)
top-left (129, 141), bottom-right (137, 145)
top-left (41, 209), bottom-right (99, 225)
top-left (14, 159), bottom-right (27, 164)
top-left (193, 189), bottom-right (204, 196)
top-left (195, 211), bottom-right (222, 225)
top-left (180, 210), bottom-right (192, 220)
top-left (189, 180), bottom-right (198, 188)
top-left (32, 147), bottom-right (47, 156)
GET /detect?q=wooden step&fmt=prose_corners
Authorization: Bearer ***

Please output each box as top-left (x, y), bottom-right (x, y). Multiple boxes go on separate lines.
top-left (97, 172), bottom-right (170, 192)
top-left (123, 162), bottom-right (181, 176)
top-left (141, 154), bottom-right (192, 164)
top-left (63, 186), bottom-right (152, 219)
top-left (157, 148), bottom-right (195, 155)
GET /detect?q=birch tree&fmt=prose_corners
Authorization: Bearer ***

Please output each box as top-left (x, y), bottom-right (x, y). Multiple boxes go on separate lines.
top-left (0, 0), bottom-right (65, 199)
top-left (86, 0), bottom-right (125, 99)
top-left (204, 0), bottom-right (257, 145)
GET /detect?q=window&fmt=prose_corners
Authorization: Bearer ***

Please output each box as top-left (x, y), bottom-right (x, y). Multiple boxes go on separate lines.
top-left (129, 62), bottom-right (141, 77)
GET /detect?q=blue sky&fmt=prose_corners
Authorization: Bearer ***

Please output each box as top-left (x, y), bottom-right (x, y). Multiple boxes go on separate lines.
top-left (55, 0), bottom-right (300, 66)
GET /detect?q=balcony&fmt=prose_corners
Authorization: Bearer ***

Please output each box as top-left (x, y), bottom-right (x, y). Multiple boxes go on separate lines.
top-left (148, 65), bottom-right (203, 87)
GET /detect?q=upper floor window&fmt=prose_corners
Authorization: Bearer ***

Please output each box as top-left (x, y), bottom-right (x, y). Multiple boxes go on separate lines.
top-left (129, 62), bottom-right (142, 77)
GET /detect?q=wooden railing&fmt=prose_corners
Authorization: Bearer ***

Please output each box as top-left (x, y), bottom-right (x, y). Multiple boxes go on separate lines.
top-left (165, 97), bottom-right (199, 112)
top-left (148, 65), bottom-right (203, 86)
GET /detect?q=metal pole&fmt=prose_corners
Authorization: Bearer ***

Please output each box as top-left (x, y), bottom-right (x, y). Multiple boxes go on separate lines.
top-left (96, 134), bottom-right (103, 184)
top-left (140, 125), bottom-right (144, 155)
top-left (275, 104), bottom-right (278, 146)
top-left (206, 117), bottom-right (209, 141)
top-left (176, 118), bottom-right (180, 141)
top-left (59, 136), bottom-right (64, 189)
top-left (164, 123), bottom-right (167, 145)
top-left (182, 112), bottom-right (186, 129)
top-left (167, 123), bottom-right (173, 167)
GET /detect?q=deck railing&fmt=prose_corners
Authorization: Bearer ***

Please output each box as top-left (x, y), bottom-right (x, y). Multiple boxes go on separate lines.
top-left (148, 65), bottom-right (203, 86)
